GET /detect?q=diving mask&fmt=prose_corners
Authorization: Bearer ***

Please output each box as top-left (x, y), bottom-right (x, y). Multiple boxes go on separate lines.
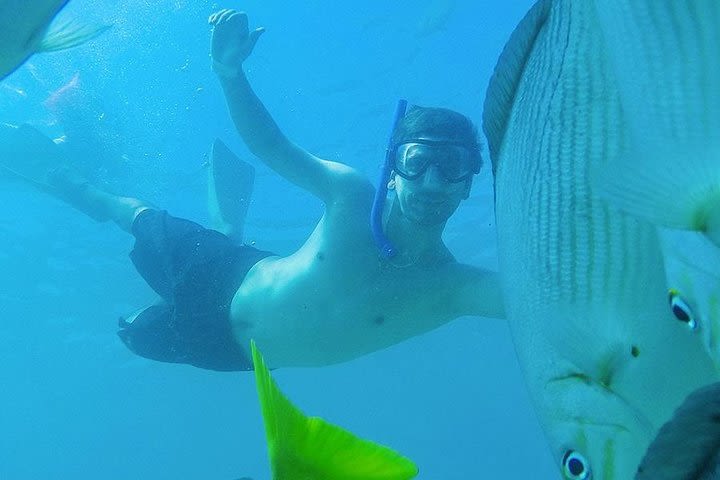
top-left (393, 139), bottom-right (478, 183)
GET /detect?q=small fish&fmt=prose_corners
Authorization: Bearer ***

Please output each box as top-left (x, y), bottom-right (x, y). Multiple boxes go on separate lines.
top-left (592, 0), bottom-right (720, 368)
top-left (636, 381), bottom-right (720, 479)
top-left (659, 231), bottom-right (720, 371)
top-left (0, 0), bottom-right (110, 81)
top-left (249, 340), bottom-right (418, 480)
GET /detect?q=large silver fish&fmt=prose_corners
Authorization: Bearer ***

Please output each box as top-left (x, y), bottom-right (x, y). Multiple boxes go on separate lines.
top-left (0, 0), bottom-right (109, 80)
top-left (483, 0), bottom-right (718, 478)
top-left (591, 0), bottom-right (720, 371)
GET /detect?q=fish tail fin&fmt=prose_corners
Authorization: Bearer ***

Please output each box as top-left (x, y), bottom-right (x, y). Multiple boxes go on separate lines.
top-left (250, 341), bottom-right (418, 480)
top-left (39, 20), bottom-right (111, 53)
top-left (594, 143), bottom-right (720, 246)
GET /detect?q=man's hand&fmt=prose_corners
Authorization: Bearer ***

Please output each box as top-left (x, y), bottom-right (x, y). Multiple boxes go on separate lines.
top-left (209, 9), bottom-right (265, 78)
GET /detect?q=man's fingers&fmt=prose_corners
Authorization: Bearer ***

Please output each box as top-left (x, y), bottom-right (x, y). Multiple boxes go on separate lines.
top-left (248, 27), bottom-right (265, 50)
top-left (209, 8), bottom-right (239, 27)
top-left (209, 8), bottom-right (263, 56)
top-left (233, 11), bottom-right (249, 32)
top-left (208, 8), bottom-right (232, 25)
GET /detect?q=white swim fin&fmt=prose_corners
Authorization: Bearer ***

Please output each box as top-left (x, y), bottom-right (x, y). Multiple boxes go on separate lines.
top-left (207, 138), bottom-right (255, 243)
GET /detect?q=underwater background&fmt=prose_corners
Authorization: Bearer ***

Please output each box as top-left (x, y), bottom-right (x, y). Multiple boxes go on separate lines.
top-left (0, 0), bottom-right (559, 478)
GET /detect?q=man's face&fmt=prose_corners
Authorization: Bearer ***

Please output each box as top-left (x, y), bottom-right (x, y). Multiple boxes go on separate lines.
top-left (393, 164), bottom-right (471, 226)
top-left (392, 138), bottom-right (475, 226)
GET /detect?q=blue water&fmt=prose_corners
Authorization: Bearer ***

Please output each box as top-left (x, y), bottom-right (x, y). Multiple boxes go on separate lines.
top-left (0, 0), bottom-right (558, 478)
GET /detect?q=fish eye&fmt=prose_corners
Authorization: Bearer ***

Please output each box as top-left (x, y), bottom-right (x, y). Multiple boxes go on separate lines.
top-left (668, 289), bottom-right (697, 330)
top-left (562, 450), bottom-right (591, 479)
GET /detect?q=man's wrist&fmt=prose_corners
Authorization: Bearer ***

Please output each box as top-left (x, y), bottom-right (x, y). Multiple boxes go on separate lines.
top-left (212, 59), bottom-right (244, 80)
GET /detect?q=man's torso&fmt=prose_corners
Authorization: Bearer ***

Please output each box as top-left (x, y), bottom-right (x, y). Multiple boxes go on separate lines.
top-left (230, 186), bottom-right (474, 367)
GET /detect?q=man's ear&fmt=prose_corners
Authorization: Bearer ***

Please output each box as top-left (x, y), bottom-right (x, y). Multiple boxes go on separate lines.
top-left (387, 171), bottom-right (397, 190)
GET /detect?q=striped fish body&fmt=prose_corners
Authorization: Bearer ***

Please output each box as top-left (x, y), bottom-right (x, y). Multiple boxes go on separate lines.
top-left (483, 0), bottom-right (718, 478)
top-left (595, 0), bottom-right (720, 154)
top-left (592, 1), bottom-right (720, 369)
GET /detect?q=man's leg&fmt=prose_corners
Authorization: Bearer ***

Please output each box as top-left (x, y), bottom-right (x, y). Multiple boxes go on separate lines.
top-left (0, 122), bottom-right (151, 233)
top-left (48, 166), bottom-right (151, 233)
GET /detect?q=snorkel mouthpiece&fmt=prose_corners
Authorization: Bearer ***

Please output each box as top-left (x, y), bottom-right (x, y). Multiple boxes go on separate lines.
top-left (371, 99), bottom-right (407, 258)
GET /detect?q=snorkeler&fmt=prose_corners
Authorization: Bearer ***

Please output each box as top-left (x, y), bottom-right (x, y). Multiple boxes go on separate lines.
top-left (200, 8), bottom-right (502, 369)
top-left (1, 9), bottom-right (503, 371)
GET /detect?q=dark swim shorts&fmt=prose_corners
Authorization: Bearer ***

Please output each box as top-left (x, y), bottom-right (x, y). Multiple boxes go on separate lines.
top-left (117, 209), bottom-right (274, 371)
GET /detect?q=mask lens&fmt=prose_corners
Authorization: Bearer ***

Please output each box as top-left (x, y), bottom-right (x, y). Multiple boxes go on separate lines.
top-left (395, 143), bottom-right (432, 178)
top-left (437, 145), bottom-right (473, 181)
top-left (395, 142), bottom-right (474, 182)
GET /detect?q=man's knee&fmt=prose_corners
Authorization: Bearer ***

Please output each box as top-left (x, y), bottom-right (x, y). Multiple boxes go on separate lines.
top-left (118, 198), bottom-right (154, 233)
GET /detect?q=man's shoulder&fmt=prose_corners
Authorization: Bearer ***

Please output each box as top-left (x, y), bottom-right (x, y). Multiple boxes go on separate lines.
top-left (323, 161), bottom-right (375, 197)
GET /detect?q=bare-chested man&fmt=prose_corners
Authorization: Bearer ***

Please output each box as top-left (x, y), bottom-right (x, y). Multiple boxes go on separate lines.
top-left (16, 9), bottom-right (504, 371)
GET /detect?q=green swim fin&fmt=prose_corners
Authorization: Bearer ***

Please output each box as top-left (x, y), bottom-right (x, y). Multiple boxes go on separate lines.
top-left (250, 341), bottom-right (419, 480)
top-left (208, 138), bottom-right (255, 243)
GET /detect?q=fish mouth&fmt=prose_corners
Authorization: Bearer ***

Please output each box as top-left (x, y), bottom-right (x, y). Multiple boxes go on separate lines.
top-left (545, 372), bottom-right (655, 438)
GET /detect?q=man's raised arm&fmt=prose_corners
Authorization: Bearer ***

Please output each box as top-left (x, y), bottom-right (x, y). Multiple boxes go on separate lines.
top-left (209, 10), bottom-right (367, 202)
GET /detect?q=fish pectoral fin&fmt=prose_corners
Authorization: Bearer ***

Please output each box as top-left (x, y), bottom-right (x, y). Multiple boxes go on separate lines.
top-left (593, 141), bottom-right (720, 245)
top-left (38, 19), bottom-right (111, 53)
top-left (251, 341), bottom-right (418, 480)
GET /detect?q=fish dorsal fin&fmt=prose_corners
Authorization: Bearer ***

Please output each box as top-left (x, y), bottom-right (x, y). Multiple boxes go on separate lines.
top-left (38, 19), bottom-right (111, 53)
top-left (482, 0), bottom-right (552, 174)
top-left (250, 341), bottom-right (418, 480)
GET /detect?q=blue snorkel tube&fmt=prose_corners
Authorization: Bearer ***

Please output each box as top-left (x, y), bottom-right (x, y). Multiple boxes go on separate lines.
top-left (371, 99), bottom-right (407, 258)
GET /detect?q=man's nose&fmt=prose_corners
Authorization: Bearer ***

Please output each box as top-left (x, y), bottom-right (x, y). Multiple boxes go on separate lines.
top-left (421, 165), bottom-right (446, 189)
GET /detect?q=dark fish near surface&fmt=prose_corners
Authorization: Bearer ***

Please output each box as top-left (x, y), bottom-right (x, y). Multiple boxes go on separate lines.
top-left (636, 382), bottom-right (720, 480)
top-left (0, 0), bottom-right (109, 81)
